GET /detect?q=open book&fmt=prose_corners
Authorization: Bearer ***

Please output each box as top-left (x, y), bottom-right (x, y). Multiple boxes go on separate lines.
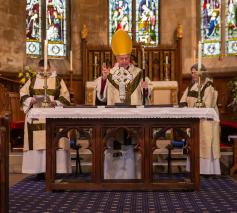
top-left (33, 95), bottom-right (51, 108)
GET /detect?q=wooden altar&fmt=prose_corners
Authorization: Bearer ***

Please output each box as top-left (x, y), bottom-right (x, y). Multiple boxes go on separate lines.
top-left (27, 107), bottom-right (219, 192)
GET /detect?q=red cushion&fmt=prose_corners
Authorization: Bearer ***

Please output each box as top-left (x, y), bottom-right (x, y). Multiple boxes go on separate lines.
top-left (10, 121), bottom-right (24, 129)
top-left (220, 120), bottom-right (237, 129)
top-left (220, 143), bottom-right (232, 148)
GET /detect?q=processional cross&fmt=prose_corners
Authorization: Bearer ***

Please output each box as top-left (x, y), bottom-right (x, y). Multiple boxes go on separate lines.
top-left (112, 67), bottom-right (133, 103)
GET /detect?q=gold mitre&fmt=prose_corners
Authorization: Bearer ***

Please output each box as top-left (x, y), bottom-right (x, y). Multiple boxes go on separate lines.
top-left (111, 30), bottom-right (132, 56)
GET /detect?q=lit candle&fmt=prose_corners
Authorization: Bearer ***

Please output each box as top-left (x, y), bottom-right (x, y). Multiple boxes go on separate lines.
top-left (44, 40), bottom-right (48, 71)
top-left (70, 50), bottom-right (73, 71)
top-left (95, 56), bottom-right (97, 65)
top-left (198, 41), bottom-right (202, 71)
top-left (165, 56), bottom-right (168, 64)
top-left (142, 47), bottom-right (145, 70)
top-left (193, 49), bottom-right (196, 64)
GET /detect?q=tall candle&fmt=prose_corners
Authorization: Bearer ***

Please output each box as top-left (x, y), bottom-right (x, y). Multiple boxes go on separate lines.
top-left (95, 56), bottom-right (97, 65)
top-left (198, 41), bottom-right (202, 71)
top-left (142, 47), bottom-right (145, 70)
top-left (165, 56), bottom-right (168, 64)
top-left (70, 50), bottom-right (73, 71)
top-left (44, 40), bottom-right (48, 71)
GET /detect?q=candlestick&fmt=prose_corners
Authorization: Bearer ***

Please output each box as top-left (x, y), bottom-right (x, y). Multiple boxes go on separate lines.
top-left (95, 56), bottom-right (97, 65)
top-left (94, 55), bottom-right (98, 80)
top-left (142, 47), bottom-right (145, 70)
top-left (70, 50), bottom-right (73, 71)
top-left (193, 49), bottom-right (196, 64)
top-left (44, 40), bottom-right (48, 71)
top-left (165, 56), bottom-right (168, 64)
top-left (198, 41), bottom-right (202, 71)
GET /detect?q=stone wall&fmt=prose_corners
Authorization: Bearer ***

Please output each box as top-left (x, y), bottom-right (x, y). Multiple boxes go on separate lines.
top-left (0, 0), bottom-right (25, 73)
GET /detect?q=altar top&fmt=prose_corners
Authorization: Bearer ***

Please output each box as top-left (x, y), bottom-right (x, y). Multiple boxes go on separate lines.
top-left (27, 107), bottom-right (219, 121)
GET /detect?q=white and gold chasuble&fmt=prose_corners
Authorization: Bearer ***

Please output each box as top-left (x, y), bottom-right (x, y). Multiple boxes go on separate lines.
top-left (103, 64), bottom-right (151, 179)
top-left (107, 64), bottom-right (151, 105)
top-left (20, 72), bottom-right (71, 174)
top-left (20, 72), bottom-right (70, 151)
top-left (180, 79), bottom-right (220, 174)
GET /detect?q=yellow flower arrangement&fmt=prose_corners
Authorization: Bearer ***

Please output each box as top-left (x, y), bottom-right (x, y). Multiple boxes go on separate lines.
top-left (18, 66), bottom-right (36, 85)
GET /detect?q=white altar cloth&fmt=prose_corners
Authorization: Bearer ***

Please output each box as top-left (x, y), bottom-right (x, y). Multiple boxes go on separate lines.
top-left (27, 107), bottom-right (219, 121)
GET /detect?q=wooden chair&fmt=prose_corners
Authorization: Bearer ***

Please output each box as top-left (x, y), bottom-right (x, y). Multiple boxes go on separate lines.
top-left (9, 92), bottom-right (25, 151)
top-left (0, 84), bottom-right (10, 113)
top-left (0, 83), bottom-right (24, 151)
top-left (150, 81), bottom-right (178, 105)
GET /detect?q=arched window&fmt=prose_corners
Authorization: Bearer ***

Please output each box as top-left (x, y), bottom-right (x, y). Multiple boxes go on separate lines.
top-left (109, 0), bottom-right (132, 43)
top-left (200, 0), bottom-right (237, 57)
top-left (109, 0), bottom-right (160, 46)
top-left (200, 0), bottom-right (221, 57)
top-left (225, 0), bottom-right (237, 55)
top-left (26, 0), bottom-right (42, 56)
top-left (26, 0), bottom-right (68, 58)
top-left (136, 0), bottom-right (159, 46)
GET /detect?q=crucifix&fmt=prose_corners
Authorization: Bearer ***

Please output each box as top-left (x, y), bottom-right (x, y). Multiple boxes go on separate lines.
top-left (112, 67), bottom-right (133, 103)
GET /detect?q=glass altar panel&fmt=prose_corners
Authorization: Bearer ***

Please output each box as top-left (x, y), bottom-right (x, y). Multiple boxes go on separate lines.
top-left (135, 0), bottom-right (159, 46)
top-left (55, 128), bottom-right (93, 183)
top-left (152, 127), bottom-right (191, 182)
top-left (200, 0), bottom-right (221, 57)
top-left (225, 0), bottom-right (237, 55)
top-left (103, 127), bottom-right (142, 180)
top-left (26, 0), bottom-right (42, 57)
top-left (46, 0), bottom-right (67, 57)
top-left (109, 0), bottom-right (132, 44)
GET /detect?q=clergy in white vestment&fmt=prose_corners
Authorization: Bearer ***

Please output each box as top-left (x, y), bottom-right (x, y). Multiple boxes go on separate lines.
top-left (102, 29), bottom-right (152, 179)
top-left (180, 63), bottom-right (221, 175)
top-left (20, 59), bottom-right (72, 175)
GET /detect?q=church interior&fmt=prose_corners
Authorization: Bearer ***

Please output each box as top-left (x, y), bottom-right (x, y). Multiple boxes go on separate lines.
top-left (1, 0), bottom-right (237, 212)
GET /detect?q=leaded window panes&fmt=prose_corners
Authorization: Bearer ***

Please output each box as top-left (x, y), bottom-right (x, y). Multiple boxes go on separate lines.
top-left (200, 0), bottom-right (221, 56)
top-left (225, 0), bottom-right (237, 55)
top-left (26, 0), bottom-right (67, 58)
top-left (109, 0), bottom-right (132, 43)
top-left (136, 0), bottom-right (159, 46)
top-left (46, 0), bottom-right (67, 57)
top-left (26, 0), bottom-right (42, 57)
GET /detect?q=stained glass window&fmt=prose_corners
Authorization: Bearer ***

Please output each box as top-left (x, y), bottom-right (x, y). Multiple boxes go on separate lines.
top-left (26, 0), bottom-right (67, 58)
top-left (26, 0), bottom-right (42, 56)
top-left (109, 0), bottom-right (132, 43)
top-left (46, 0), bottom-right (67, 57)
top-left (136, 0), bottom-right (159, 46)
top-left (200, 0), bottom-right (221, 56)
top-left (225, 0), bottom-right (237, 55)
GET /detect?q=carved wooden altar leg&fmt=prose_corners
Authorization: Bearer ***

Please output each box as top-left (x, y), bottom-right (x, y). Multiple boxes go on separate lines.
top-left (190, 119), bottom-right (200, 191)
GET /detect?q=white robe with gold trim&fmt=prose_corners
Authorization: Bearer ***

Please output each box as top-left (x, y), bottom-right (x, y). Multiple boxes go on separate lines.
top-left (107, 64), bottom-right (151, 105)
top-left (20, 72), bottom-right (72, 174)
top-left (180, 79), bottom-right (220, 175)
